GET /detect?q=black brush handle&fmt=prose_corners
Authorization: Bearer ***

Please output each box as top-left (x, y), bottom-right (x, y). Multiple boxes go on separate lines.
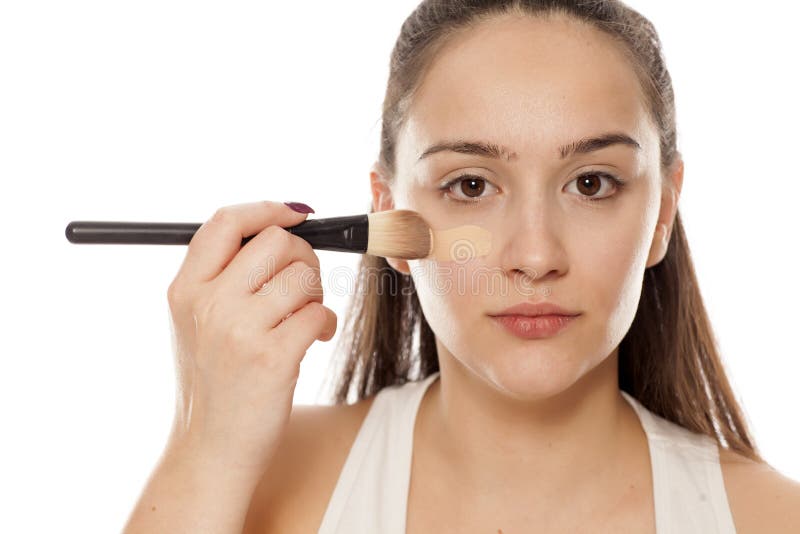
top-left (64, 214), bottom-right (370, 253)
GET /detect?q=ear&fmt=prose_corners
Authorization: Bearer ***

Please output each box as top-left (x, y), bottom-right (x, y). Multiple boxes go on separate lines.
top-left (370, 162), bottom-right (412, 275)
top-left (646, 156), bottom-right (684, 268)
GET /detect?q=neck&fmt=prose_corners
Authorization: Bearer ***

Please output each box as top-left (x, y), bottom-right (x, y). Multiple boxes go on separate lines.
top-left (419, 340), bottom-right (642, 499)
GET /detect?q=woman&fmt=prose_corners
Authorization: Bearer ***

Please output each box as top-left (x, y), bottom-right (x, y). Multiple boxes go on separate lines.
top-left (123, 1), bottom-right (800, 533)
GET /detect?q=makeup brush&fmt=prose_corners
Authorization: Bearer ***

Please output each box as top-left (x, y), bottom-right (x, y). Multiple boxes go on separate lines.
top-left (64, 209), bottom-right (439, 260)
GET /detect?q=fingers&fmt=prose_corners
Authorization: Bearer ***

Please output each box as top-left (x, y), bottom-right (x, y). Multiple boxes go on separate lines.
top-left (216, 224), bottom-right (321, 297)
top-left (242, 257), bottom-right (324, 329)
top-left (269, 302), bottom-right (339, 362)
top-left (175, 201), bottom-right (312, 285)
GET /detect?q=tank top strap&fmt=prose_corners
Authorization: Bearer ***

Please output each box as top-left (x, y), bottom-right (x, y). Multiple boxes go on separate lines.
top-left (620, 390), bottom-right (737, 533)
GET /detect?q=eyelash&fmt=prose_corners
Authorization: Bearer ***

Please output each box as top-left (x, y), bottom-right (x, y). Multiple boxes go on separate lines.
top-left (438, 171), bottom-right (628, 205)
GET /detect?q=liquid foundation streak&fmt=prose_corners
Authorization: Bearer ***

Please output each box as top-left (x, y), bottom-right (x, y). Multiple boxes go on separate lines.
top-left (427, 224), bottom-right (492, 261)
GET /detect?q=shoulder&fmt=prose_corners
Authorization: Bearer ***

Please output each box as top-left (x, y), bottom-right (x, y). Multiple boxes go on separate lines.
top-left (719, 447), bottom-right (800, 534)
top-left (242, 395), bottom-right (378, 534)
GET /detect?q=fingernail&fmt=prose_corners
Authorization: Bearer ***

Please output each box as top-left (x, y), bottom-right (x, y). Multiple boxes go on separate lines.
top-left (284, 201), bottom-right (315, 214)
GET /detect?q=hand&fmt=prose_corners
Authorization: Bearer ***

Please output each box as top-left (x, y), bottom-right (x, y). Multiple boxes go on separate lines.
top-left (164, 200), bottom-right (337, 473)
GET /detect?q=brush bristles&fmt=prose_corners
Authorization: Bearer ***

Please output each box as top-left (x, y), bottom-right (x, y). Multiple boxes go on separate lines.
top-left (366, 209), bottom-right (433, 259)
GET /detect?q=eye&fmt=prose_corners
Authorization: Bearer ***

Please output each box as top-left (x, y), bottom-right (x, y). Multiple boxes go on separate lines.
top-left (565, 171), bottom-right (627, 202)
top-left (438, 171), bottom-right (627, 205)
top-left (439, 174), bottom-right (499, 204)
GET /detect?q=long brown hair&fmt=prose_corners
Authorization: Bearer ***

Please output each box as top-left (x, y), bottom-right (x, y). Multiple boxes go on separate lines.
top-left (321, 0), bottom-right (763, 463)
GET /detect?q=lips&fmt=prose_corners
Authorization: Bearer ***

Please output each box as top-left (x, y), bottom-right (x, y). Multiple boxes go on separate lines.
top-left (489, 302), bottom-right (581, 318)
top-left (488, 302), bottom-right (581, 340)
top-left (490, 314), bottom-right (578, 339)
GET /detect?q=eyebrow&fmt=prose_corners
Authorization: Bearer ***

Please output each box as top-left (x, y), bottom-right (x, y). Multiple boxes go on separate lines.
top-left (416, 131), bottom-right (641, 162)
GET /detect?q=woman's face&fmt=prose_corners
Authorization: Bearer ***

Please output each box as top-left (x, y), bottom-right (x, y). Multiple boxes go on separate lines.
top-left (372, 13), bottom-right (682, 400)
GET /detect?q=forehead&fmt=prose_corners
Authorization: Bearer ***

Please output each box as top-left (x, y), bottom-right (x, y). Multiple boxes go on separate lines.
top-left (397, 13), bottom-right (654, 166)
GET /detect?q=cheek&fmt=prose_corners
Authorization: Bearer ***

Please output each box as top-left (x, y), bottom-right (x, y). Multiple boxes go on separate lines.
top-left (573, 207), bottom-right (654, 342)
top-left (408, 259), bottom-right (490, 336)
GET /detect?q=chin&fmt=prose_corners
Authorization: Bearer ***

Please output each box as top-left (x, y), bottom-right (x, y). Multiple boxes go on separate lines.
top-left (468, 341), bottom-right (588, 403)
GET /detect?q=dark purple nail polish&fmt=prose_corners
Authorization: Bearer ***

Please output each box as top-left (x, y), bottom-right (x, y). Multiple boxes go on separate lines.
top-left (284, 201), bottom-right (315, 214)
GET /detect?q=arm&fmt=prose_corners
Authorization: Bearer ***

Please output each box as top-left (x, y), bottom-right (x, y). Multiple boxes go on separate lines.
top-left (121, 441), bottom-right (264, 534)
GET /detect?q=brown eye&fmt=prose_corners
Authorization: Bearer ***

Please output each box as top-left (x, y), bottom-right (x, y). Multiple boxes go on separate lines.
top-left (567, 171), bottom-right (626, 202)
top-left (459, 177), bottom-right (485, 197)
top-left (576, 174), bottom-right (602, 196)
top-left (440, 174), bottom-right (499, 203)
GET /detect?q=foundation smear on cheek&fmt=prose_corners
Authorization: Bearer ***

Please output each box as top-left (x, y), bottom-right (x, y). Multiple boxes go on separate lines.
top-left (428, 224), bottom-right (492, 261)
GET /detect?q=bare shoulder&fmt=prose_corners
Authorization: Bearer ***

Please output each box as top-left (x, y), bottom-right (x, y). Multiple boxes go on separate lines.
top-left (719, 447), bottom-right (800, 534)
top-left (242, 394), bottom-right (378, 534)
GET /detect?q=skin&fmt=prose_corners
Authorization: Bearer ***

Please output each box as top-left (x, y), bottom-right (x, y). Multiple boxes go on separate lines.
top-left (370, 11), bottom-right (684, 529)
top-left (246, 10), bottom-right (800, 534)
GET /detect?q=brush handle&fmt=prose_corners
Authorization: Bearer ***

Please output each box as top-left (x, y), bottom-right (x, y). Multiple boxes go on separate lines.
top-left (64, 214), bottom-right (370, 253)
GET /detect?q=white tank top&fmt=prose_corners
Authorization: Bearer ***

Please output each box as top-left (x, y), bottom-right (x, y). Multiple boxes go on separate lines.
top-left (317, 371), bottom-right (737, 533)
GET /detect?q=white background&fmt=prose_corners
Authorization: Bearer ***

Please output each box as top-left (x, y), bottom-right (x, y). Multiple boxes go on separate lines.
top-left (1, 1), bottom-right (798, 532)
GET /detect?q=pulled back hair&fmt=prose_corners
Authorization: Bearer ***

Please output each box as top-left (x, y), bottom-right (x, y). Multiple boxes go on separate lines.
top-left (322, 0), bottom-right (763, 463)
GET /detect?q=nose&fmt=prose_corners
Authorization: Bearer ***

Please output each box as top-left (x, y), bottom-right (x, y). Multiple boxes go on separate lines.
top-left (498, 199), bottom-right (569, 291)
